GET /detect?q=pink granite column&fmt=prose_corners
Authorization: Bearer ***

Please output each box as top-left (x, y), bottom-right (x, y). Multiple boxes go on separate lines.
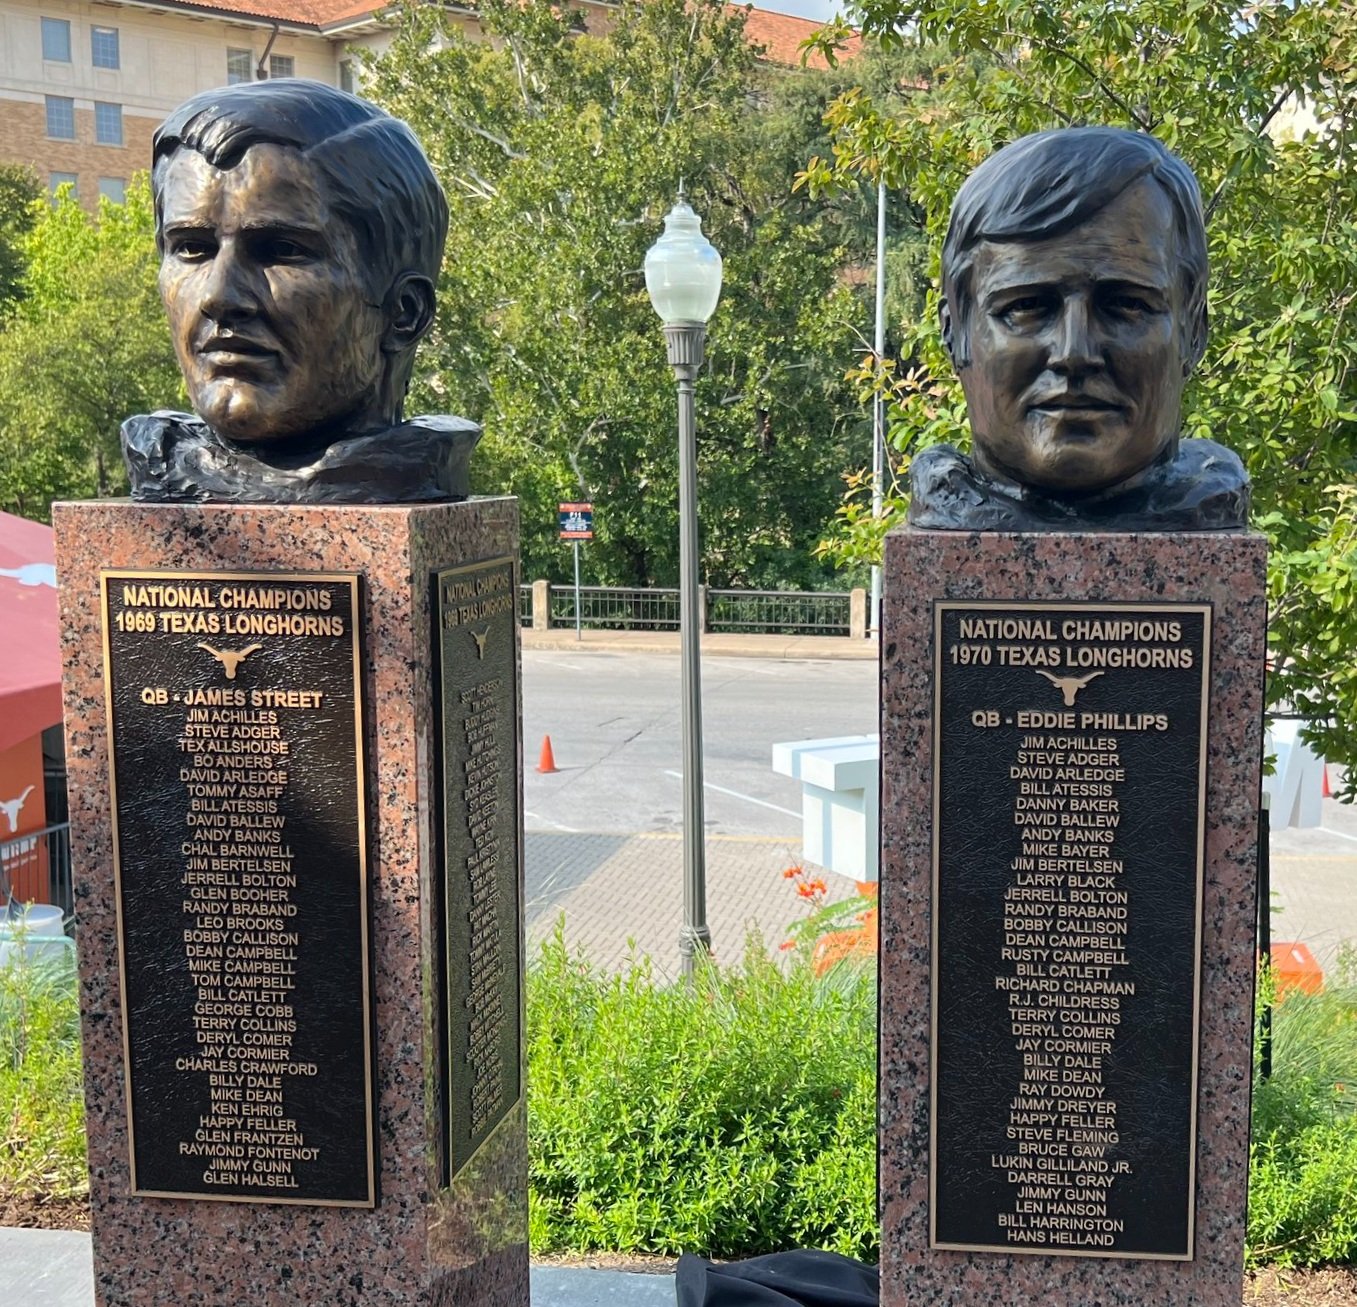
top-left (53, 498), bottom-right (528, 1307)
top-left (879, 528), bottom-right (1265, 1305)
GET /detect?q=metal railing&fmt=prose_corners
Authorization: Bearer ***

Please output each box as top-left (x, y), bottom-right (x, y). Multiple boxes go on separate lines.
top-left (550, 585), bottom-right (681, 630)
top-left (527, 581), bottom-right (867, 636)
top-left (0, 822), bottom-right (73, 920)
top-left (707, 589), bottom-right (851, 636)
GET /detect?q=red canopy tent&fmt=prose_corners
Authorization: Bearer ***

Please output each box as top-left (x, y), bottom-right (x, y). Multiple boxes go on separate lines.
top-left (0, 511), bottom-right (61, 757)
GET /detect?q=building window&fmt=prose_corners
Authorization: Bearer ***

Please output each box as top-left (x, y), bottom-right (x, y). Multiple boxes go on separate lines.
top-left (41, 17), bottom-right (70, 62)
top-left (269, 54), bottom-right (295, 79)
top-left (339, 59), bottom-right (354, 94)
top-left (227, 48), bottom-right (252, 84)
top-left (49, 171), bottom-right (78, 196)
top-left (99, 177), bottom-right (126, 203)
top-left (91, 26), bottom-right (120, 69)
top-left (45, 95), bottom-right (76, 140)
top-left (94, 101), bottom-right (123, 146)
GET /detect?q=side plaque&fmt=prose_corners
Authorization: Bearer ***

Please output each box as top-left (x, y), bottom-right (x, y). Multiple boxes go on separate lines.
top-left (435, 557), bottom-right (522, 1182)
top-left (929, 602), bottom-right (1209, 1260)
top-left (101, 570), bottom-right (374, 1206)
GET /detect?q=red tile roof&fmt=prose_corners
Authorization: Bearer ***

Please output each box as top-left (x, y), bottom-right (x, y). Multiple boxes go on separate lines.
top-left (732, 6), bottom-right (861, 69)
top-left (113, 0), bottom-right (381, 28)
top-left (118, 0), bottom-right (861, 56)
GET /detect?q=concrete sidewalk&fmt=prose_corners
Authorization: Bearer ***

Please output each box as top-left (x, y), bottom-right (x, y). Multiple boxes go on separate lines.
top-left (526, 831), bottom-right (860, 976)
top-left (523, 825), bottom-right (1357, 979)
top-left (521, 626), bottom-right (877, 661)
top-left (0, 1229), bottom-right (676, 1307)
top-left (1270, 845), bottom-right (1357, 970)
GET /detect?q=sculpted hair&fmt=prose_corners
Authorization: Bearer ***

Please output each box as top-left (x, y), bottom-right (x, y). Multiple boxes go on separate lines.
top-left (941, 127), bottom-right (1208, 370)
top-left (152, 80), bottom-right (448, 300)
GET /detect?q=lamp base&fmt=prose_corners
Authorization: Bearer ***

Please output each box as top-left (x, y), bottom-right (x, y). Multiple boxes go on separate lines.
top-left (663, 322), bottom-right (707, 372)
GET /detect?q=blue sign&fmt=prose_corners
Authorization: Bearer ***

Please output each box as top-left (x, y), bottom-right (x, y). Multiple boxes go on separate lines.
top-left (558, 503), bottom-right (594, 540)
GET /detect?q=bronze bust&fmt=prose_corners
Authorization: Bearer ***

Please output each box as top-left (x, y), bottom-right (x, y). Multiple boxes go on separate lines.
top-left (122, 80), bottom-right (477, 504)
top-left (909, 127), bottom-right (1248, 531)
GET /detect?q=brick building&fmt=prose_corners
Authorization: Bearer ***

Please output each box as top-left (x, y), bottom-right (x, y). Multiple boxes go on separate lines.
top-left (0, 0), bottom-right (849, 209)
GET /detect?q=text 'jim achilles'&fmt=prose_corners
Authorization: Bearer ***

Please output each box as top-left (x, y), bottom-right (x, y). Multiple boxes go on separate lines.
top-left (101, 570), bottom-right (374, 1206)
top-left (929, 602), bottom-right (1210, 1260)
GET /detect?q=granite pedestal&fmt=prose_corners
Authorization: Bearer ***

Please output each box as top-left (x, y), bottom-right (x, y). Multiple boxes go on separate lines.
top-left (879, 529), bottom-right (1265, 1305)
top-left (53, 498), bottom-right (527, 1307)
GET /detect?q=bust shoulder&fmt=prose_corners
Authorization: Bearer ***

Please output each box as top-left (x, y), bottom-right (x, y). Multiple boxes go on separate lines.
top-left (907, 439), bottom-right (1249, 533)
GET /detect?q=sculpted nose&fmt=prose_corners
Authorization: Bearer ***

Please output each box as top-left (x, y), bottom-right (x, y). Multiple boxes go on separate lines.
top-left (199, 245), bottom-right (258, 327)
top-left (1049, 300), bottom-right (1102, 377)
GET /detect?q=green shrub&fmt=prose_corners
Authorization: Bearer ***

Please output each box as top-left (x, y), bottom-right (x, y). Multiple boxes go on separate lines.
top-left (0, 940), bottom-right (87, 1198)
top-left (1247, 955), bottom-right (1357, 1268)
top-left (526, 927), bottom-right (877, 1259)
top-left (5, 914), bottom-right (1357, 1272)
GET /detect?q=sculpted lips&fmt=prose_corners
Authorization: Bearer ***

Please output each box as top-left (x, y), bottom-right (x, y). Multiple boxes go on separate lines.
top-left (196, 333), bottom-right (279, 370)
top-left (1028, 392), bottom-right (1125, 417)
top-left (199, 333), bottom-right (274, 354)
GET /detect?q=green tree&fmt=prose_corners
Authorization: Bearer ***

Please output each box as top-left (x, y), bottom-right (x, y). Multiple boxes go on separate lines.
top-left (804, 0), bottom-right (1357, 782)
top-left (0, 177), bottom-right (178, 519)
top-left (363, 0), bottom-right (873, 587)
top-left (0, 165), bottom-right (40, 320)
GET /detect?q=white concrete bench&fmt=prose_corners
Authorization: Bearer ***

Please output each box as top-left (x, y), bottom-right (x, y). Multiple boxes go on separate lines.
top-left (1263, 719), bottom-right (1326, 830)
top-left (771, 734), bottom-right (880, 881)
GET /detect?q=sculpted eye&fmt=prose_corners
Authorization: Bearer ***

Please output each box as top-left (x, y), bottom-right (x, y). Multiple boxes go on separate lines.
top-left (1107, 292), bottom-right (1156, 315)
top-left (997, 296), bottom-right (1052, 328)
top-left (259, 236), bottom-right (316, 264)
top-left (170, 237), bottom-right (215, 262)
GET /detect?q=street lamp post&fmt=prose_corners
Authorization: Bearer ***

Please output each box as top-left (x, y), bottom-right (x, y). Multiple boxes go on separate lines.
top-left (644, 199), bottom-right (722, 978)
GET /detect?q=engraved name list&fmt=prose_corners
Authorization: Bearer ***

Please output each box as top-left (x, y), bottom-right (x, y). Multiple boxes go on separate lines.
top-left (102, 571), bottom-right (374, 1206)
top-left (435, 558), bottom-right (522, 1184)
top-left (930, 602), bottom-right (1209, 1260)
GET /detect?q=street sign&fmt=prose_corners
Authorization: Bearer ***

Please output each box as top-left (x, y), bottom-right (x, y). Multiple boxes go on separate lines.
top-left (558, 503), bottom-right (594, 540)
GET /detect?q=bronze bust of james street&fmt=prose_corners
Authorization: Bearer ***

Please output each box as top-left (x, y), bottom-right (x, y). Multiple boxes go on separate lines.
top-left (122, 80), bottom-right (477, 504)
top-left (909, 127), bottom-right (1249, 531)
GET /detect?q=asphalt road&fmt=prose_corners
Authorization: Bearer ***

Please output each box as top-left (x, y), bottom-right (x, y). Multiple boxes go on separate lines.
top-left (522, 650), bottom-right (876, 837)
top-left (521, 648), bottom-right (1357, 966)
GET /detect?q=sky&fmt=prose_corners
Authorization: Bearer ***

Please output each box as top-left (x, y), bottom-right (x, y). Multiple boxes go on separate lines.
top-left (753, 0), bottom-right (847, 22)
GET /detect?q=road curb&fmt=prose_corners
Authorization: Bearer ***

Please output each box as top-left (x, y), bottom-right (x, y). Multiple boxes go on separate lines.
top-left (521, 629), bottom-right (877, 661)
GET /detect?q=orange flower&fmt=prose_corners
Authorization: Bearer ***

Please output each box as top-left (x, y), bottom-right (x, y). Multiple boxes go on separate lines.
top-left (782, 865), bottom-right (803, 880)
top-left (796, 882), bottom-right (817, 899)
top-left (808, 877), bottom-right (827, 895)
top-left (778, 939), bottom-right (796, 951)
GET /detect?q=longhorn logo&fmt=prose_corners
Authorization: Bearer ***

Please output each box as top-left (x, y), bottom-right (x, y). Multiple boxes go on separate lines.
top-left (1035, 669), bottom-right (1104, 706)
top-left (0, 785), bottom-right (35, 835)
top-left (471, 627), bottom-right (490, 660)
top-left (197, 643), bottom-right (262, 680)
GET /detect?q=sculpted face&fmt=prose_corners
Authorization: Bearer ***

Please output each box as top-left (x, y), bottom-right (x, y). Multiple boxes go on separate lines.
top-left (158, 144), bottom-right (387, 446)
top-left (952, 178), bottom-right (1192, 497)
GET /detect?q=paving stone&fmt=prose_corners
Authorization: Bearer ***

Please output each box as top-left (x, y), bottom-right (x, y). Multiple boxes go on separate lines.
top-left (526, 831), bottom-right (860, 977)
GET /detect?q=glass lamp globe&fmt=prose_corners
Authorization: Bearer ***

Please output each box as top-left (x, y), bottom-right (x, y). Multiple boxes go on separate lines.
top-left (644, 200), bottom-right (722, 325)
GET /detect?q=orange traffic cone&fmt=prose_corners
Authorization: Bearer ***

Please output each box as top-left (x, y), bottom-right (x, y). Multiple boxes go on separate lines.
top-left (1323, 763), bottom-right (1332, 799)
top-left (536, 735), bottom-right (558, 774)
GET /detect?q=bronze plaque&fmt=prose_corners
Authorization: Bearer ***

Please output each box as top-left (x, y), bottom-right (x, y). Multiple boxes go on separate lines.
top-left (434, 557), bottom-right (522, 1182)
top-left (929, 602), bottom-right (1210, 1259)
top-left (101, 570), bottom-right (374, 1206)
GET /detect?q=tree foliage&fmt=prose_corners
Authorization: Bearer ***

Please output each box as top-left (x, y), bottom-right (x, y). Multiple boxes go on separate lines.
top-left (0, 178), bottom-right (178, 519)
top-left (804, 0), bottom-right (1357, 779)
top-left (0, 165), bottom-right (41, 321)
top-left (363, 0), bottom-right (876, 586)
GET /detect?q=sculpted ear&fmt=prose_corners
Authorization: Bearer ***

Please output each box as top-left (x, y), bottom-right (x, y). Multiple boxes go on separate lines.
top-left (382, 273), bottom-right (436, 355)
top-left (939, 296), bottom-right (957, 365)
top-left (1184, 295), bottom-right (1208, 376)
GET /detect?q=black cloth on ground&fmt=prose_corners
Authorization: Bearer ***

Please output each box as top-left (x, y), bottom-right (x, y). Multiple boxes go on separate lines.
top-left (675, 1250), bottom-right (878, 1306)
